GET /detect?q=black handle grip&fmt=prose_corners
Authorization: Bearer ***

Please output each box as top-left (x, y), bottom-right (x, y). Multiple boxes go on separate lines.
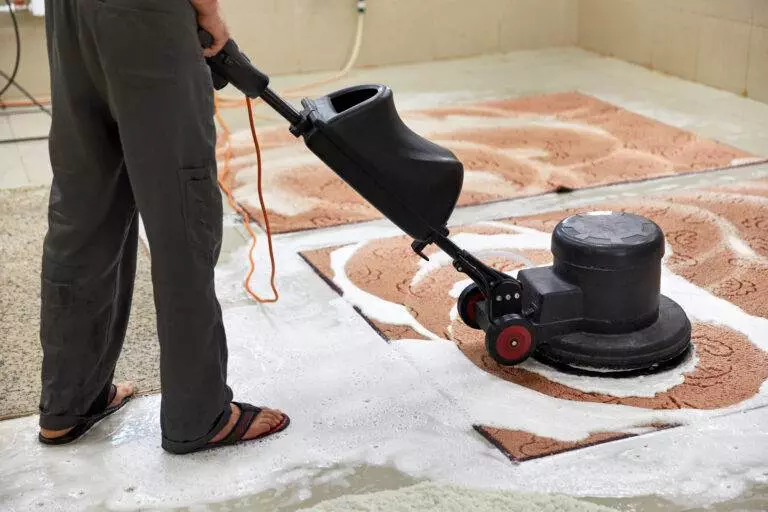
top-left (198, 29), bottom-right (270, 98)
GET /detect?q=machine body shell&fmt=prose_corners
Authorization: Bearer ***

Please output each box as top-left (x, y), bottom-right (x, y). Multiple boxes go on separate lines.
top-left (300, 85), bottom-right (464, 242)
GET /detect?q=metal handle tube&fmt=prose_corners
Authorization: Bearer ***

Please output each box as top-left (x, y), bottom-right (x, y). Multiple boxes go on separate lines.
top-left (261, 88), bottom-right (303, 126)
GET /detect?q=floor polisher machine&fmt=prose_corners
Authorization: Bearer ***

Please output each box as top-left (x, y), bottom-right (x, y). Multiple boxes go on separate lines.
top-left (201, 32), bottom-right (692, 375)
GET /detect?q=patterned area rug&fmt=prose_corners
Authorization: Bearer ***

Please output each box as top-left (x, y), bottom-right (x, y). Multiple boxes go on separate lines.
top-left (0, 187), bottom-right (160, 421)
top-left (220, 92), bottom-right (764, 234)
top-left (300, 179), bottom-right (768, 461)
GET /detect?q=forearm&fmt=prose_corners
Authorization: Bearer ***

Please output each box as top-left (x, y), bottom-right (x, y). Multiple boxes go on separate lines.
top-left (190, 0), bottom-right (219, 16)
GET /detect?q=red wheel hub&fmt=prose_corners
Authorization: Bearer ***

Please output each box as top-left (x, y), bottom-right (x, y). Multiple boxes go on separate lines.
top-left (495, 325), bottom-right (533, 361)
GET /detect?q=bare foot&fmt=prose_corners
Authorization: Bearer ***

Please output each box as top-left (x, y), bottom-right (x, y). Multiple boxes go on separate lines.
top-left (209, 403), bottom-right (286, 444)
top-left (40, 382), bottom-right (135, 440)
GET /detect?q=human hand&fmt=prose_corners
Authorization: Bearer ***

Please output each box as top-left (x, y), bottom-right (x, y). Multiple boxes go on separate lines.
top-left (191, 0), bottom-right (230, 57)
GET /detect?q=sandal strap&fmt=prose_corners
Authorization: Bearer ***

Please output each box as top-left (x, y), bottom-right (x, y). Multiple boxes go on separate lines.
top-left (223, 402), bottom-right (262, 444)
top-left (107, 384), bottom-right (117, 408)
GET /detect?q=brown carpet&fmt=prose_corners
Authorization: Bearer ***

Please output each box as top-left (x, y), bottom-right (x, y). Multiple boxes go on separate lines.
top-left (300, 178), bottom-right (768, 462)
top-left (220, 92), bottom-right (764, 234)
top-left (0, 187), bottom-right (160, 421)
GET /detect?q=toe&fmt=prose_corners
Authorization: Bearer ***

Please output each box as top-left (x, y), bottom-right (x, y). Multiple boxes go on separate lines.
top-left (261, 409), bottom-right (282, 420)
top-left (265, 412), bottom-right (286, 427)
top-left (268, 413), bottom-right (285, 427)
top-left (118, 382), bottom-right (135, 397)
top-left (109, 382), bottom-right (136, 408)
top-left (245, 409), bottom-right (286, 439)
top-left (259, 410), bottom-right (282, 426)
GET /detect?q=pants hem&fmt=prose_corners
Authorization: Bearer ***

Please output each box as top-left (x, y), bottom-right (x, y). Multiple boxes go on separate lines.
top-left (160, 401), bottom-right (233, 455)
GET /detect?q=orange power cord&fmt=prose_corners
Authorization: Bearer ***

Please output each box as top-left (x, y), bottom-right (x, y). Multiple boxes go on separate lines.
top-left (0, 97), bottom-right (51, 108)
top-left (210, 5), bottom-right (366, 302)
top-left (215, 95), bottom-right (279, 303)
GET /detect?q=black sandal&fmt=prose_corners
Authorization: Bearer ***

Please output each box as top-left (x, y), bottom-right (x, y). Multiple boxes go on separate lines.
top-left (38, 384), bottom-right (132, 446)
top-left (167, 402), bottom-right (290, 455)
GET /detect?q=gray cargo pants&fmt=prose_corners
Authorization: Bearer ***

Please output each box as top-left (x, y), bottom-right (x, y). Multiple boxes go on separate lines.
top-left (39, 0), bottom-right (233, 453)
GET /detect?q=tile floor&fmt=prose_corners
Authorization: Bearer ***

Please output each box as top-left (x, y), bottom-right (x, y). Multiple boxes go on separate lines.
top-left (0, 109), bottom-right (51, 189)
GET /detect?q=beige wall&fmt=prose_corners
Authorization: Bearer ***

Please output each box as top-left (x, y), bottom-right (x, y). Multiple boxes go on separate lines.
top-left (0, 11), bottom-right (48, 101)
top-left (579, 0), bottom-right (768, 103)
top-left (3, 1), bottom-right (765, 105)
top-left (223, 0), bottom-right (579, 73)
top-left (0, 0), bottom-right (578, 101)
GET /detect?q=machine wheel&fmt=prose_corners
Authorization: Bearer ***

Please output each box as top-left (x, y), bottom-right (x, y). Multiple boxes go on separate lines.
top-left (485, 315), bottom-right (536, 366)
top-left (458, 283), bottom-right (485, 330)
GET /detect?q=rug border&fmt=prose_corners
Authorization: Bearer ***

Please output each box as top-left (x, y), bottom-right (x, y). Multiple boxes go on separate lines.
top-left (298, 251), bottom-right (392, 344)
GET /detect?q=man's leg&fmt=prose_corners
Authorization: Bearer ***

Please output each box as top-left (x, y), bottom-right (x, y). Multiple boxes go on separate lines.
top-left (39, 0), bottom-right (137, 430)
top-left (90, 0), bottom-right (233, 450)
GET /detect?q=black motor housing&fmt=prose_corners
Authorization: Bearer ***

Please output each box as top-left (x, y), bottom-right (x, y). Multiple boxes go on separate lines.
top-left (551, 212), bottom-right (664, 333)
top-left (515, 212), bottom-right (692, 373)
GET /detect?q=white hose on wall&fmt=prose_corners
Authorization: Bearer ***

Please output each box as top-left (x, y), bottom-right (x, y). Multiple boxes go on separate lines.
top-left (216, 0), bottom-right (367, 104)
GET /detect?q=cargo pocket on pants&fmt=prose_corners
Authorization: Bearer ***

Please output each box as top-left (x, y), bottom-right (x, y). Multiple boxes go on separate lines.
top-left (181, 165), bottom-right (223, 263)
